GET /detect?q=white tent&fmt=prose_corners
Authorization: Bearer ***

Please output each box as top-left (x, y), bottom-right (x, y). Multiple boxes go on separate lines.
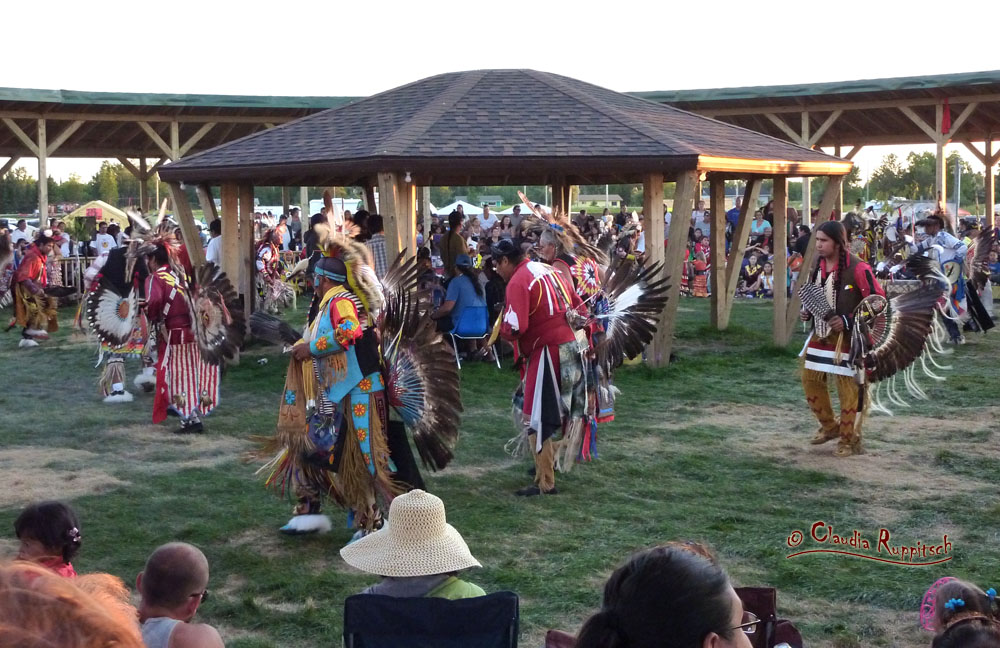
top-left (434, 200), bottom-right (483, 216)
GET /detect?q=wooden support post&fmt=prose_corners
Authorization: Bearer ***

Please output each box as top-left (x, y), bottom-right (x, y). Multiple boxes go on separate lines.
top-left (300, 187), bottom-right (309, 216)
top-left (138, 158), bottom-right (149, 212)
top-left (782, 177), bottom-right (843, 344)
top-left (364, 184), bottom-right (377, 213)
top-left (420, 187), bottom-right (432, 249)
top-left (377, 172), bottom-right (402, 260)
top-left (771, 177), bottom-right (789, 345)
top-left (719, 180), bottom-right (762, 329)
top-left (281, 187), bottom-right (290, 219)
top-left (643, 172), bottom-right (665, 269)
top-left (37, 119), bottom-right (48, 228)
top-left (935, 104), bottom-right (948, 218)
top-left (986, 135), bottom-right (997, 229)
top-left (167, 182), bottom-right (205, 267)
top-left (708, 177), bottom-right (727, 328)
top-left (395, 177), bottom-right (417, 258)
top-left (238, 184), bottom-right (255, 314)
top-left (170, 121), bottom-right (180, 161)
top-left (652, 170), bottom-right (699, 367)
top-left (220, 182), bottom-right (240, 286)
top-left (834, 145), bottom-right (844, 217)
top-left (196, 185), bottom-right (218, 222)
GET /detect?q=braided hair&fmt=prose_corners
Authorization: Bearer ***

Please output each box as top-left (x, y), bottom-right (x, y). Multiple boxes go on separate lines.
top-left (814, 220), bottom-right (849, 298)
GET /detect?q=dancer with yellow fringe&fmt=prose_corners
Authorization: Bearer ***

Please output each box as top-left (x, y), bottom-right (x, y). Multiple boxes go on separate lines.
top-left (799, 220), bottom-right (883, 457)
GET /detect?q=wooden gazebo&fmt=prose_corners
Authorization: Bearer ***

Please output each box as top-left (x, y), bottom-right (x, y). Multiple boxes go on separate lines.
top-left (157, 69), bottom-right (852, 367)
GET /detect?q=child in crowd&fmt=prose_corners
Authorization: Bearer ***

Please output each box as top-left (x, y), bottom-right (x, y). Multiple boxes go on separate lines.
top-left (14, 501), bottom-right (82, 578)
top-left (760, 262), bottom-right (775, 298)
top-left (931, 578), bottom-right (1000, 648)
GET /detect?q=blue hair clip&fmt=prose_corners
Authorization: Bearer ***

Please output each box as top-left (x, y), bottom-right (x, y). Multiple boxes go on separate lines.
top-left (549, 223), bottom-right (565, 233)
top-left (944, 598), bottom-right (966, 611)
top-left (987, 588), bottom-right (996, 601)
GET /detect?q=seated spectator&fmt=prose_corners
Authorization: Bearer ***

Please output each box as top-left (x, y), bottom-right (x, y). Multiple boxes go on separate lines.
top-left (432, 254), bottom-right (486, 337)
top-left (340, 489), bottom-right (485, 600)
top-left (988, 250), bottom-right (1000, 284)
top-left (575, 545), bottom-right (756, 648)
top-left (0, 561), bottom-right (144, 647)
top-left (749, 210), bottom-right (771, 238)
top-left (931, 578), bottom-right (1000, 648)
top-left (739, 253), bottom-right (764, 297)
top-left (760, 262), bottom-right (775, 298)
top-left (14, 500), bottom-right (82, 578)
top-left (136, 542), bottom-right (224, 648)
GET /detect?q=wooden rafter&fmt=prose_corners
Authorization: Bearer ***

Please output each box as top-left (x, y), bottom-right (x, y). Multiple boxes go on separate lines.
top-left (178, 122), bottom-right (216, 157)
top-left (0, 156), bottom-right (20, 176)
top-left (764, 113), bottom-right (802, 143)
top-left (1, 118), bottom-right (39, 156)
top-left (46, 120), bottom-right (84, 156)
top-left (898, 106), bottom-right (940, 142)
top-left (138, 122), bottom-right (174, 159)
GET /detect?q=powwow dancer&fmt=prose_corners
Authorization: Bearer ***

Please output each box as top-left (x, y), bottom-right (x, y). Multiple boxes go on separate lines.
top-left (131, 213), bottom-right (244, 433)
top-left (256, 229), bottom-right (293, 313)
top-left (11, 235), bottom-right (60, 348)
top-left (515, 198), bottom-right (669, 472)
top-left (86, 246), bottom-right (153, 402)
top-left (799, 220), bottom-right (947, 457)
top-left (907, 212), bottom-right (970, 344)
top-left (254, 224), bottom-right (461, 536)
top-left (491, 237), bottom-right (587, 496)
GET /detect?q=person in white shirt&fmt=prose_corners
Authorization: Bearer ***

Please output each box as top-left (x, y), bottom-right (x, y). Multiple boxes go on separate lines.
top-left (91, 222), bottom-right (118, 256)
top-left (205, 219), bottom-right (222, 265)
top-left (480, 205), bottom-right (498, 229)
top-left (10, 219), bottom-right (30, 246)
top-left (690, 200), bottom-right (706, 227)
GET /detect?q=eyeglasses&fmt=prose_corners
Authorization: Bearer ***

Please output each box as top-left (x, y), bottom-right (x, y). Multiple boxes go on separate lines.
top-left (732, 611), bottom-right (759, 635)
top-left (190, 589), bottom-right (209, 602)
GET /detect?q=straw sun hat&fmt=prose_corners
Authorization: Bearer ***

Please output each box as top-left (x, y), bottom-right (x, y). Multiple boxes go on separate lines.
top-left (339, 490), bottom-right (482, 578)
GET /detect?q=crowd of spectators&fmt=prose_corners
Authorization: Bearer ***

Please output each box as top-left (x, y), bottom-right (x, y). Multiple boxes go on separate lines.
top-left (8, 496), bottom-right (993, 647)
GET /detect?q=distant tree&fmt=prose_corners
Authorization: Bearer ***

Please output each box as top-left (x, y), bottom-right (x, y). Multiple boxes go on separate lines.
top-left (93, 161), bottom-right (119, 205)
top-left (0, 166), bottom-right (37, 213)
top-left (62, 173), bottom-right (88, 203)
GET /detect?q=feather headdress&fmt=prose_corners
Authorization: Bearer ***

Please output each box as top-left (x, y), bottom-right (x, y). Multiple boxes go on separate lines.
top-left (312, 222), bottom-right (384, 316)
top-left (516, 191), bottom-right (608, 264)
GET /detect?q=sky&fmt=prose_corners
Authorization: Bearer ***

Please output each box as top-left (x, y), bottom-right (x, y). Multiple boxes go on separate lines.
top-left (5, 0), bottom-right (1000, 184)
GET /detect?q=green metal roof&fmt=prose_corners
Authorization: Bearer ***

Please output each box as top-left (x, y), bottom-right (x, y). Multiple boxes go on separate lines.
top-left (631, 69), bottom-right (1000, 103)
top-left (0, 87), bottom-right (359, 110)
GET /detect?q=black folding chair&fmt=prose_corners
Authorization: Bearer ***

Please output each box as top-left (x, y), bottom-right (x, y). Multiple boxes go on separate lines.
top-left (343, 591), bottom-right (519, 648)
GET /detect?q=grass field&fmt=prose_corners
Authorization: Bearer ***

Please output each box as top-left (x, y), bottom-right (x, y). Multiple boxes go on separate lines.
top-left (1, 297), bottom-right (997, 648)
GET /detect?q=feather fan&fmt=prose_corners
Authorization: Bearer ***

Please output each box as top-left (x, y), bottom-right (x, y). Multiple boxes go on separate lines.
top-left (86, 279), bottom-right (138, 348)
top-left (861, 256), bottom-right (948, 383)
top-left (596, 258), bottom-right (671, 370)
top-left (249, 311), bottom-right (300, 346)
top-left (189, 262), bottom-right (246, 365)
top-left (380, 289), bottom-right (463, 471)
top-left (969, 227), bottom-right (997, 291)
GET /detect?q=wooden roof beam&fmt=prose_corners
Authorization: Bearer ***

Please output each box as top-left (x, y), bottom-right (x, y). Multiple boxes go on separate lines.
top-left (0, 109), bottom-right (299, 125)
top-left (695, 92), bottom-right (1000, 116)
top-left (45, 120), bottom-right (84, 156)
top-left (178, 122), bottom-right (216, 157)
top-left (1, 118), bottom-right (39, 156)
top-left (0, 156), bottom-right (21, 176)
top-left (946, 102), bottom-right (979, 139)
top-left (764, 113), bottom-right (804, 143)
top-left (138, 122), bottom-right (175, 159)
top-left (898, 106), bottom-right (941, 143)
top-left (806, 110), bottom-right (843, 147)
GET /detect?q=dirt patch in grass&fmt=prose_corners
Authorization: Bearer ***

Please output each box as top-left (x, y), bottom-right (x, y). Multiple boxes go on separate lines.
top-left (649, 403), bottom-right (994, 527)
top-left (0, 448), bottom-right (128, 507)
top-left (783, 596), bottom-right (926, 648)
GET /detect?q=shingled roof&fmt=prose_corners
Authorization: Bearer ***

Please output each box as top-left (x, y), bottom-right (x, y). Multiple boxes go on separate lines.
top-left (158, 69), bottom-right (850, 186)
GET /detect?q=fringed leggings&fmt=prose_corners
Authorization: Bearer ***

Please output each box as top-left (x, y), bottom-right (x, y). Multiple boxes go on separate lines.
top-left (801, 368), bottom-right (860, 443)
